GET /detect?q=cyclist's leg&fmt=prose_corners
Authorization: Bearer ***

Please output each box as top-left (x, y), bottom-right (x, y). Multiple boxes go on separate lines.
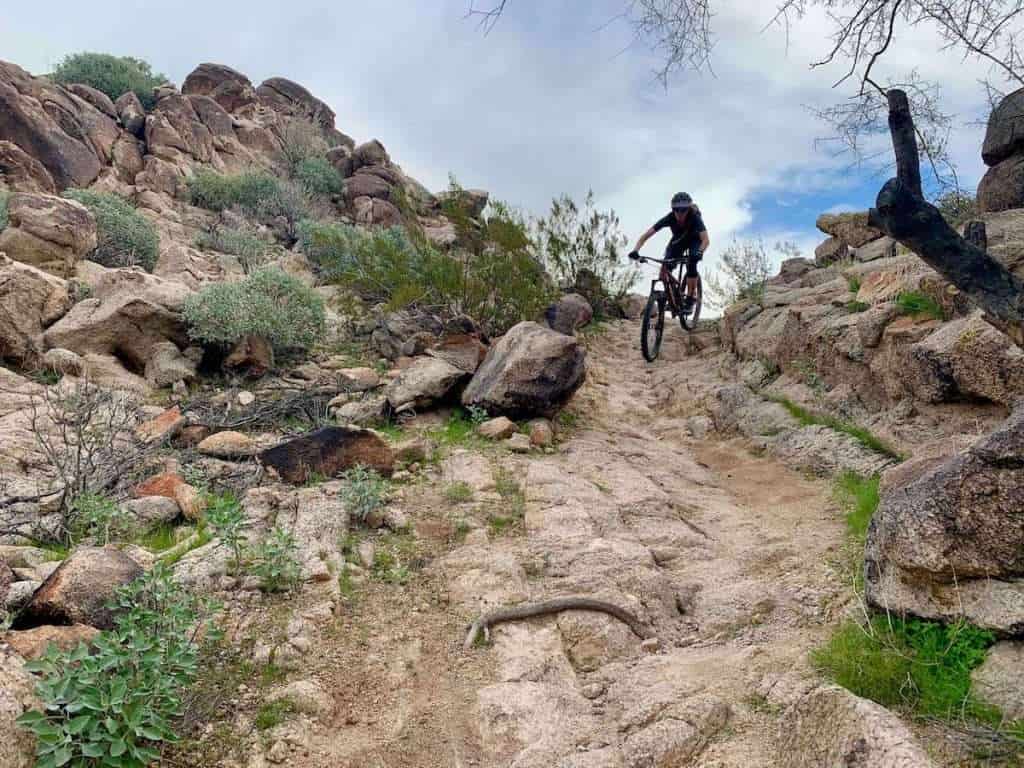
top-left (684, 244), bottom-right (700, 299)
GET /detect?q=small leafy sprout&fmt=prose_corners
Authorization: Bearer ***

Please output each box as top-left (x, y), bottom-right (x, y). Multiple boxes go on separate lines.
top-left (444, 482), bottom-right (474, 504)
top-left (250, 526), bottom-right (301, 593)
top-left (340, 466), bottom-right (388, 524)
top-left (204, 492), bottom-right (247, 576)
top-left (467, 405), bottom-right (489, 425)
top-left (70, 492), bottom-right (132, 545)
top-left (255, 698), bottom-right (296, 731)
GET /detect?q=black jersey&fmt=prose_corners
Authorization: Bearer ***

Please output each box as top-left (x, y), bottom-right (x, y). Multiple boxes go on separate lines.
top-left (653, 210), bottom-right (706, 261)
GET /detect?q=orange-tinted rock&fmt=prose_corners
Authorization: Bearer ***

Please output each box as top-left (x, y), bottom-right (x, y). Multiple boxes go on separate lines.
top-left (5, 624), bottom-right (100, 660)
top-left (134, 406), bottom-right (185, 444)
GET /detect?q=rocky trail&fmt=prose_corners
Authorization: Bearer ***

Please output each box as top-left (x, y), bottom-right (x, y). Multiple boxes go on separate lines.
top-left (219, 319), bottom-right (884, 768)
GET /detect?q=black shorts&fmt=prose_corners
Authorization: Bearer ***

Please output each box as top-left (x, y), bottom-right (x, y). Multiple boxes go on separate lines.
top-left (665, 244), bottom-right (702, 279)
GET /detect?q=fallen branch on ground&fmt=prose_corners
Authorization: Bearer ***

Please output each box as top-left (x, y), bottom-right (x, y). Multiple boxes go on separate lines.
top-left (463, 597), bottom-right (653, 650)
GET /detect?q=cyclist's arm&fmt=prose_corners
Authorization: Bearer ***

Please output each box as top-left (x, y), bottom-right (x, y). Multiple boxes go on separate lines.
top-left (632, 227), bottom-right (657, 253)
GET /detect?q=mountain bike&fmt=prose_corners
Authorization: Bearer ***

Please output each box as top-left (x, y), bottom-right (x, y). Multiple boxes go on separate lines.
top-left (636, 255), bottom-right (703, 362)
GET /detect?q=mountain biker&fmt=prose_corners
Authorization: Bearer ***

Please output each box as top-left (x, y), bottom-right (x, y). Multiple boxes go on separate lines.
top-left (628, 192), bottom-right (710, 312)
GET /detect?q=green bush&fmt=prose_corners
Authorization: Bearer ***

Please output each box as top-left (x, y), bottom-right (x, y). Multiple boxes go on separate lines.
top-left (182, 267), bottom-right (325, 355)
top-left (813, 616), bottom-right (996, 721)
top-left (896, 291), bottom-right (946, 321)
top-left (195, 225), bottom-right (273, 274)
top-left (204, 492), bottom-right (247, 575)
top-left (250, 526), bottom-right (301, 592)
top-left (62, 189), bottom-right (159, 272)
top-left (51, 52), bottom-right (167, 110)
top-left (187, 169), bottom-right (281, 213)
top-left (293, 156), bottom-right (344, 197)
top-left (16, 565), bottom-right (216, 768)
top-left (0, 189), bottom-right (9, 232)
top-left (70, 492), bottom-right (132, 545)
top-left (340, 466), bottom-right (388, 523)
top-left (833, 472), bottom-right (880, 541)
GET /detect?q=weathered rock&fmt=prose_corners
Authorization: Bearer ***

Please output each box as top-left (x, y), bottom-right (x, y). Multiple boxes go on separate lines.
top-left (260, 426), bottom-right (394, 483)
top-left (617, 293), bottom-right (647, 320)
top-left (181, 63), bottom-right (256, 113)
top-left (257, 77), bottom-right (338, 139)
top-left (0, 140), bottom-right (56, 193)
top-left (121, 496), bottom-right (180, 528)
top-left (14, 547), bottom-right (143, 630)
top-left (385, 356), bottom-right (469, 412)
top-left (972, 642), bottom-right (1024, 720)
top-left (983, 87), bottom-right (1024, 166)
top-left (462, 322), bottom-right (586, 418)
top-left (478, 417), bottom-right (517, 440)
top-left (0, 253), bottom-right (71, 365)
top-left (815, 211), bottom-right (884, 248)
top-left (322, 365), bottom-right (380, 391)
top-left (197, 430), bottom-right (258, 459)
top-left (145, 93), bottom-right (216, 165)
top-left (0, 561), bottom-right (11, 608)
top-left (144, 340), bottom-right (198, 387)
top-left (776, 684), bottom-right (936, 767)
top-left (267, 679), bottom-right (335, 718)
top-left (426, 334), bottom-right (488, 374)
top-left (528, 418), bottom-right (554, 447)
top-left (506, 433), bottom-right (533, 453)
top-left (353, 196), bottom-right (403, 227)
top-left (66, 84), bottom-right (117, 119)
top-left (371, 309), bottom-right (444, 360)
top-left (767, 425), bottom-right (896, 478)
top-left (4, 624), bottom-right (99, 660)
top-left (979, 154), bottom-right (1024, 213)
top-left (133, 472), bottom-right (206, 520)
top-left (0, 193), bottom-right (96, 277)
top-left (114, 92), bottom-right (146, 137)
top-left (331, 395), bottom-right (387, 427)
top-left (326, 145), bottom-right (354, 178)
top-left (223, 334), bottom-right (275, 378)
top-left (544, 293), bottom-right (593, 336)
top-left (814, 237), bottom-right (848, 267)
top-left (40, 347), bottom-right (84, 376)
top-left (0, 647), bottom-right (39, 768)
top-left (344, 170), bottom-right (393, 201)
top-left (438, 187), bottom-right (489, 218)
top-left (853, 236), bottom-right (897, 263)
top-left (134, 406), bottom-right (185, 444)
top-left (865, 403), bottom-right (1024, 633)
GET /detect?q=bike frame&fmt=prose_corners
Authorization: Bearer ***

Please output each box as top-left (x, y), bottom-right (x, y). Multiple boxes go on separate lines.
top-left (640, 255), bottom-right (685, 317)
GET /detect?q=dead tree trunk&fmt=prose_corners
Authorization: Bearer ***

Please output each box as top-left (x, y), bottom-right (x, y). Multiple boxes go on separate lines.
top-left (868, 89), bottom-right (1024, 347)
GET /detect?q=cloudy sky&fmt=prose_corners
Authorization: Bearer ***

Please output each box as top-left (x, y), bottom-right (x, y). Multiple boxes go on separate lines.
top-left (1, 0), bottom-right (1006, 273)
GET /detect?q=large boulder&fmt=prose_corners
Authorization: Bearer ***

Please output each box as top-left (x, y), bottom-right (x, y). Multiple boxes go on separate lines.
top-left (14, 546), bottom-right (143, 631)
top-left (181, 63), bottom-right (256, 113)
top-left (0, 141), bottom-right (56, 193)
top-left (865, 403), bottom-right (1024, 633)
top-left (426, 334), bottom-right (488, 373)
top-left (982, 87), bottom-right (1024, 166)
top-left (43, 268), bottom-right (191, 375)
top-left (145, 92), bottom-right (216, 166)
top-left (0, 60), bottom-right (117, 189)
top-left (544, 293), bottom-right (593, 336)
top-left (462, 321), bottom-right (586, 418)
top-left (65, 84), bottom-right (117, 120)
top-left (384, 356), bottom-right (469, 412)
top-left (353, 197), bottom-right (402, 227)
top-left (0, 254), bottom-right (72, 366)
top-left (114, 92), bottom-right (146, 137)
top-left (815, 211), bottom-right (884, 248)
top-left (256, 77), bottom-right (340, 142)
top-left (0, 192), bottom-right (96, 277)
top-left (971, 641), bottom-right (1024, 720)
top-left (814, 236), bottom-right (848, 267)
top-left (260, 426), bottom-right (395, 484)
top-left (0, 648), bottom-right (39, 768)
top-left (978, 154), bottom-right (1024, 213)
top-left (370, 309), bottom-right (444, 360)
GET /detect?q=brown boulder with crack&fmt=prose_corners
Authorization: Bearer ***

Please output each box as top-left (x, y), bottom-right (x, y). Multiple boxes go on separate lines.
top-left (462, 321), bottom-right (586, 418)
top-left (0, 140), bottom-right (56, 192)
top-left (426, 334), bottom-right (488, 373)
top-left (983, 87), bottom-right (1024, 166)
top-left (544, 293), bottom-right (593, 336)
top-left (0, 253), bottom-right (72, 366)
top-left (260, 426), bottom-right (395, 483)
top-left (865, 403), bottom-right (1024, 633)
top-left (223, 334), bottom-right (275, 377)
top-left (0, 192), bottom-right (96, 277)
top-left (13, 547), bottom-right (143, 631)
top-left (978, 154), bottom-right (1024, 213)
top-left (384, 356), bottom-right (469, 412)
top-left (181, 63), bottom-right (257, 113)
top-left (815, 211), bottom-right (884, 248)
top-left (114, 92), bottom-right (146, 137)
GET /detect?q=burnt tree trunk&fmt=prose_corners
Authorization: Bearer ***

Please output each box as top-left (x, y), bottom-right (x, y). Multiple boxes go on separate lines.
top-left (868, 89), bottom-right (1024, 346)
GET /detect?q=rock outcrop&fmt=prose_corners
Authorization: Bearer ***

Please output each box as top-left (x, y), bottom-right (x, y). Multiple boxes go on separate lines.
top-left (0, 254), bottom-right (72, 366)
top-left (980, 87), bottom-right (1024, 212)
top-left (0, 192), bottom-right (96, 276)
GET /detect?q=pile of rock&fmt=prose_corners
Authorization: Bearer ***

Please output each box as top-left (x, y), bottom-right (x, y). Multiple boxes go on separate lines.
top-left (979, 87), bottom-right (1024, 213)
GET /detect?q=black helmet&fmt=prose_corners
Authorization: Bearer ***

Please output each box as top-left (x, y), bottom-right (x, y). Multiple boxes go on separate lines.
top-left (671, 192), bottom-right (693, 211)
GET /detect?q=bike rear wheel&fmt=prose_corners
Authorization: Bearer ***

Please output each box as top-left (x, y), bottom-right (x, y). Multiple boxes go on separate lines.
top-left (680, 277), bottom-right (703, 332)
top-left (641, 290), bottom-right (665, 361)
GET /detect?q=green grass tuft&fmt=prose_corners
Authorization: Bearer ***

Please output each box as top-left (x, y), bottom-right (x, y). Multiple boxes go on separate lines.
top-left (255, 698), bottom-right (295, 731)
top-left (846, 300), bottom-right (870, 313)
top-left (896, 291), bottom-right (946, 321)
top-left (833, 472), bottom-right (880, 542)
top-left (444, 482), bottom-right (474, 504)
top-left (846, 274), bottom-right (862, 293)
top-left (137, 523), bottom-right (181, 553)
top-left (769, 396), bottom-right (903, 460)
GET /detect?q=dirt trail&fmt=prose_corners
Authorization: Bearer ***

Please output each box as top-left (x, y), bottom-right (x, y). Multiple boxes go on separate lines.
top-left (291, 320), bottom-right (851, 767)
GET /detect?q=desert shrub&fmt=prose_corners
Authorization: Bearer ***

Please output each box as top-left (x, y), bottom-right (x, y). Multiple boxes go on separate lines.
top-left (935, 190), bottom-right (979, 229)
top-left (813, 616), bottom-right (996, 721)
top-left (16, 565), bottom-right (217, 768)
top-left (0, 189), bottom-right (9, 232)
top-left (62, 189), bottom-right (159, 271)
top-left (70, 492), bottom-right (132, 545)
top-left (250, 526), bottom-right (301, 592)
top-left (187, 169), bottom-right (281, 213)
top-left (896, 291), bottom-right (946, 320)
top-left (195, 224), bottom-right (274, 274)
top-left (444, 482), bottom-right (474, 503)
top-left (293, 156), bottom-right (344, 197)
top-left (531, 190), bottom-right (638, 309)
top-left (704, 239), bottom-right (783, 310)
top-left (51, 52), bottom-right (167, 110)
top-left (204, 492), bottom-right (246, 574)
top-left (182, 267), bottom-right (325, 354)
top-left (340, 466), bottom-right (388, 523)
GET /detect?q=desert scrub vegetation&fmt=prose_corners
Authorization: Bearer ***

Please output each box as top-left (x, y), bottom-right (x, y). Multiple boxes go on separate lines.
top-left (340, 466), bottom-right (388, 524)
top-left (531, 190), bottom-right (638, 313)
top-left (204, 491), bottom-right (247, 575)
top-left (896, 290), bottom-right (946, 321)
top-left (704, 239), bottom-right (796, 310)
top-left (769, 395), bottom-right (903, 460)
top-left (935, 190), bottom-right (979, 230)
top-left (277, 121), bottom-right (344, 197)
top-left (51, 52), bottom-right (167, 109)
top-left (249, 526), bottom-right (301, 593)
top-left (195, 224), bottom-right (274, 274)
top-left (62, 189), bottom-right (159, 272)
top-left (16, 565), bottom-right (219, 768)
top-left (187, 169), bottom-right (310, 241)
top-left (69, 492), bottom-right (133, 546)
top-left (182, 267), bottom-right (325, 355)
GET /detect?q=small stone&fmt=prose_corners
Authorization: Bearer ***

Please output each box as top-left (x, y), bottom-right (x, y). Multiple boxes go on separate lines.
top-left (528, 418), bottom-right (554, 447)
top-left (4, 580), bottom-right (39, 612)
top-left (266, 740), bottom-right (290, 764)
top-left (392, 470), bottom-right (412, 483)
top-left (357, 542), bottom-right (376, 569)
top-left (197, 430), bottom-right (258, 459)
top-left (641, 638), bottom-right (661, 653)
top-left (268, 679), bottom-right (335, 718)
top-left (237, 391), bottom-right (256, 407)
top-left (384, 508), bottom-right (410, 531)
top-left (581, 683), bottom-right (605, 700)
top-left (506, 433), bottom-right (533, 453)
top-left (477, 417), bottom-right (516, 440)
top-left (291, 362), bottom-right (321, 381)
top-left (134, 406), bottom-right (185, 444)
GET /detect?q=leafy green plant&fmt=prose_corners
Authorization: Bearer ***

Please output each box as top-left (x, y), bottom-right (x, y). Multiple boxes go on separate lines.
top-left (136, 523), bottom-right (179, 554)
top-left (467, 405), bottom-right (489, 425)
top-left (896, 291), bottom-right (946, 321)
top-left (489, 464), bottom-right (526, 535)
top-left (204, 492), bottom-right (247, 575)
top-left (195, 225), bottom-right (274, 274)
top-left (813, 616), bottom-right (996, 721)
top-left (846, 274), bottom-right (862, 293)
top-left (51, 52), bottom-right (167, 110)
top-left (833, 472), bottom-right (880, 541)
top-left (62, 189), bottom-right (159, 272)
top-left (371, 546), bottom-right (411, 585)
top-left (769, 396), bottom-right (903, 460)
top-left (427, 409), bottom-right (480, 447)
top-left (340, 466), bottom-right (388, 523)
top-left (16, 565), bottom-right (217, 768)
top-left (293, 156), bottom-right (344, 197)
top-left (187, 169), bottom-right (281, 213)
top-left (255, 699), bottom-right (295, 731)
top-left (70, 492), bottom-right (132, 545)
top-left (0, 189), bottom-right (9, 232)
top-left (250, 526), bottom-right (301, 593)
top-left (444, 482), bottom-right (473, 504)
top-left (182, 267), bottom-right (325, 355)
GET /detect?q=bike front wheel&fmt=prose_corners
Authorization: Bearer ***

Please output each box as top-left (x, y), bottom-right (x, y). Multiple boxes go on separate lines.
top-left (680, 277), bottom-right (703, 332)
top-left (641, 291), bottom-right (665, 362)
